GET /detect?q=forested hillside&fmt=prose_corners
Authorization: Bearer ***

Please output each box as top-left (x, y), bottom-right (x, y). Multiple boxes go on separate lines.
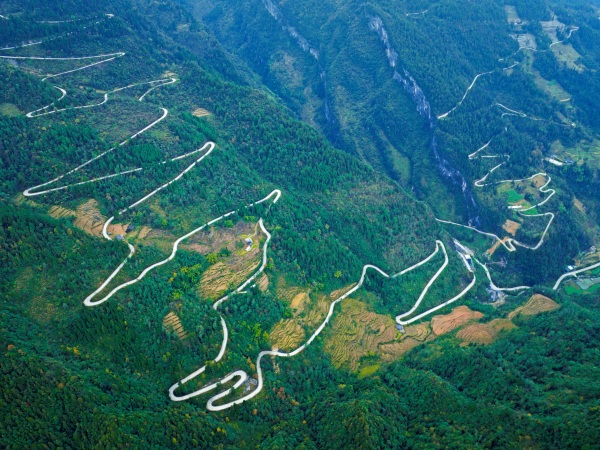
top-left (1, 0), bottom-right (600, 447)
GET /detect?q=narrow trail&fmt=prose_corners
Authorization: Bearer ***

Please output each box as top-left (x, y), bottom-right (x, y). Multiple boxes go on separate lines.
top-left (88, 188), bottom-right (278, 307)
top-left (24, 108), bottom-right (171, 197)
top-left (0, 12), bottom-right (114, 51)
top-left (406, 8), bottom-right (431, 17)
top-left (439, 97), bottom-right (561, 257)
top-left (549, 26), bottom-right (579, 48)
top-left (437, 159), bottom-right (556, 254)
top-left (437, 69), bottom-right (495, 119)
top-left (452, 132), bottom-right (557, 252)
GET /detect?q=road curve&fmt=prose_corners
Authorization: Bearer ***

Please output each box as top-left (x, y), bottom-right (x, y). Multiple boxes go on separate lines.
top-left (553, 261), bottom-right (600, 291)
top-left (26, 77), bottom-right (176, 118)
top-left (24, 108), bottom-right (170, 197)
top-left (474, 257), bottom-right (530, 291)
top-left (443, 136), bottom-right (557, 253)
top-left (172, 239), bottom-right (479, 410)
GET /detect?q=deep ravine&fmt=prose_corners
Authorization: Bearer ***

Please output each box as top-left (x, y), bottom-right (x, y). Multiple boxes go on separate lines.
top-left (369, 15), bottom-right (480, 225)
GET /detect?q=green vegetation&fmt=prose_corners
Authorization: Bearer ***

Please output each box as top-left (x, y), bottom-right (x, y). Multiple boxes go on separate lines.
top-left (1, 0), bottom-right (600, 447)
top-left (357, 364), bottom-right (380, 379)
top-left (506, 189), bottom-right (525, 203)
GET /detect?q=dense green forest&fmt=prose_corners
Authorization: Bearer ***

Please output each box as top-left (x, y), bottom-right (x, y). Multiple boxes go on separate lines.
top-left (1, 0), bottom-right (600, 447)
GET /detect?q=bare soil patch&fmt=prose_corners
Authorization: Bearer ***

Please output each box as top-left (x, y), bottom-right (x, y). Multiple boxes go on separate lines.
top-left (533, 174), bottom-right (547, 188)
top-left (486, 236), bottom-right (510, 257)
top-left (431, 305), bottom-right (484, 336)
top-left (502, 220), bottom-right (520, 236)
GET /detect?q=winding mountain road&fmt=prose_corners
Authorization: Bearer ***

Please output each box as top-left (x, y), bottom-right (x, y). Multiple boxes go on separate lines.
top-left (6, 11), bottom-right (574, 413)
top-left (171, 238), bottom-right (478, 410)
top-left (440, 133), bottom-right (557, 255)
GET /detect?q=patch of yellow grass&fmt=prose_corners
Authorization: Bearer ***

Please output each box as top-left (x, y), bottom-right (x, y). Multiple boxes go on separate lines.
top-left (508, 294), bottom-right (560, 319)
top-left (0, 103), bottom-right (21, 116)
top-left (192, 108), bottom-right (211, 117)
top-left (290, 291), bottom-right (308, 309)
top-left (404, 323), bottom-right (431, 341)
top-left (329, 283), bottom-right (356, 299)
top-left (257, 274), bottom-right (269, 292)
top-left (456, 319), bottom-right (516, 345)
top-left (573, 197), bottom-right (586, 213)
top-left (163, 312), bottom-right (189, 340)
top-left (379, 338), bottom-right (423, 361)
top-left (269, 319), bottom-right (305, 351)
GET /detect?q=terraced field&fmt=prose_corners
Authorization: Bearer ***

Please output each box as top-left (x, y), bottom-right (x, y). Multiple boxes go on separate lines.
top-left (324, 298), bottom-right (396, 370)
top-left (431, 305), bottom-right (483, 335)
top-left (457, 319), bottom-right (515, 345)
top-left (508, 294), bottom-right (560, 319)
top-left (269, 319), bottom-right (305, 352)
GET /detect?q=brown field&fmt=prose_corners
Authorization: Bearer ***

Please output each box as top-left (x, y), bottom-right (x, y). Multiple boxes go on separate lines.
top-left (502, 220), bottom-right (520, 236)
top-left (107, 221), bottom-right (129, 237)
top-left (573, 197), bottom-right (586, 213)
top-left (324, 298), bottom-right (396, 370)
top-left (508, 294), bottom-right (560, 319)
top-left (431, 305), bottom-right (484, 336)
top-left (269, 319), bottom-right (305, 352)
top-left (404, 323), bottom-right (431, 341)
top-left (275, 278), bottom-right (308, 309)
top-left (192, 108), bottom-right (211, 117)
top-left (533, 174), bottom-right (547, 188)
top-left (163, 312), bottom-right (189, 340)
top-left (276, 282), bottom-right (303, 302)
top-left (184, 221), bottom-right (255, 255)
top-left (14, 194), bottom-right (39, 208)
top-left (47, 199), bottom-right (128, 238)
top-left (172, 221), bottom-right (263, 299)
top-left (290, 291), bottom-right (308, 309)
top-left (75, 199), bottom-right (106, 236)
top-left (457, 319), bottom-right (516, 345)
top-left (199, 257), bottom-right (260, 300)
top-left (257, 274), bottom-right (269, 292)
top-left (136, 226), bottom-right (152, 240)
top-left (48, 205), bottom-right (76, 220)
top-left (379, 338), bottom-right (423, 361)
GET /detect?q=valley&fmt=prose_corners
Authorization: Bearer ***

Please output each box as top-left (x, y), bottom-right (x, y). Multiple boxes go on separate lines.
top-left (2, 0), bottom-right (600, 447)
